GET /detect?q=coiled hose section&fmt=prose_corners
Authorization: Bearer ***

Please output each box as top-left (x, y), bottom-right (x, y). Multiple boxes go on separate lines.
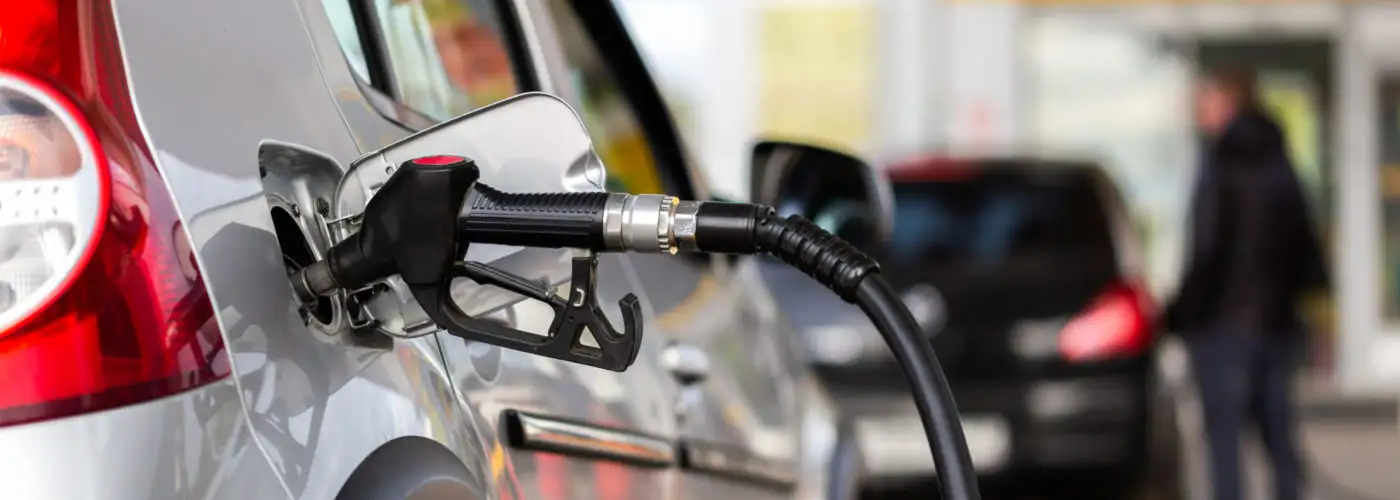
top-left (754, 213), bottom-right (981, 500)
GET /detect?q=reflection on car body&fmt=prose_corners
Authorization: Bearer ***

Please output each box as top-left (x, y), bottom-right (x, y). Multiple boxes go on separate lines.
top-left (0, 1), bottom-right (860, 499)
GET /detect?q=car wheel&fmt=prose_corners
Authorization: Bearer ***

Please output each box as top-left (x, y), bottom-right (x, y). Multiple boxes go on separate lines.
top-left (1146, 380), bottom-right (1180, 496)
top-left (1043, 477), bottom-right (1141, 500)
top-left (1146, 338), bottom-right (1196, 500)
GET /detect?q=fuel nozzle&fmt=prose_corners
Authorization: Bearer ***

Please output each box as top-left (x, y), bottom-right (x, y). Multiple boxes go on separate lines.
top-left (289, 155), bottom-right (645, 372)
top-left (291, 155), bottom-right (690, 300)
top-left (289, 152), bottom-right (972, 498)
top-left (292, 154), bottom-right (478, 302)
top-left (290, 153), bottom-right (872, 371)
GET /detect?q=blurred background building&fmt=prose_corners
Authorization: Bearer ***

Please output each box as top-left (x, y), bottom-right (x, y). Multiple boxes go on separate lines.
top-left (616, 0), bottom-right (1400, 394)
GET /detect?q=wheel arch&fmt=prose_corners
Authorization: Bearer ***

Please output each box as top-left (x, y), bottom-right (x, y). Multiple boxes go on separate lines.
top-left (335, 436), bottom-right (485, 500)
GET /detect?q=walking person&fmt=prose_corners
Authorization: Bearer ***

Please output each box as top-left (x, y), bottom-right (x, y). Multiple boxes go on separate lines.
top-left (1165, 68), bottom-right (1330, 500)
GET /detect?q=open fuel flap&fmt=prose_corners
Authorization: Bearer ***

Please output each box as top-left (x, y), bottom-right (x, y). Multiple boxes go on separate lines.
top-left (326, 93), bottom-right (610, 340)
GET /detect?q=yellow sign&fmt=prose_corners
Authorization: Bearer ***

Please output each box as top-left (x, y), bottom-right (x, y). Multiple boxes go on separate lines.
top-left (1257, 73), bottom-right (1324, 198)
top-left (758, 5), bottom-right (874, 152)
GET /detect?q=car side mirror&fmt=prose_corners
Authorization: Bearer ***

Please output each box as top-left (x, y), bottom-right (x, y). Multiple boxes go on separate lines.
top-left (748, 140), bottom-right (893, 253)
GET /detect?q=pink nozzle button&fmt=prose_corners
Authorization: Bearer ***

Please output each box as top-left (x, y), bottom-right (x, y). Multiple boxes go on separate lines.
top-left (410, 155), bottom-right (466, 166)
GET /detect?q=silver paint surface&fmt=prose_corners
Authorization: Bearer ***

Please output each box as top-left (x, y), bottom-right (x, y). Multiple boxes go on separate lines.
top-left (0, 0), bottom-right (850, 498)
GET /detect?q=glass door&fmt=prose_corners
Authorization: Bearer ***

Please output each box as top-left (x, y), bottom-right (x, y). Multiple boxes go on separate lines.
top-left (1377, 78), bottom-right (1400, 330)
top-left (1025, 18), bottom-right (1196, 297)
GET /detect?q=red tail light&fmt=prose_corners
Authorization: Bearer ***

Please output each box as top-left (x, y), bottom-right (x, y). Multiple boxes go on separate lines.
top-left (0, 1), bottom-right (229, 427)
top-left (1058, 280), bottom-right (1153, 363)
top-left (886, 155), bottom-right (979, 183)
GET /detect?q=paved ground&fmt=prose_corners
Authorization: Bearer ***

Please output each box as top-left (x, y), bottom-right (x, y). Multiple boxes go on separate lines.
top-left (1171, 400), bottom-right (1400, 500)
top-left (1172, 371), bottom-right (1400, 500)
top-left (917, 410), bottom-right (1400, 500)
top-left (1288, 422), bottom-right (1400, 500)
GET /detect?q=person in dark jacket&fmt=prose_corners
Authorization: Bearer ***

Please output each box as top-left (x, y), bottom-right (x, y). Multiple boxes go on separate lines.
top-left (1166, 69), bottom-right (1329, 500)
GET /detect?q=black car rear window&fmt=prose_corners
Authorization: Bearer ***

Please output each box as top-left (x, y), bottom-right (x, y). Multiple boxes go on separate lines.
top-left (887, 166), bottom-right (1115, 268)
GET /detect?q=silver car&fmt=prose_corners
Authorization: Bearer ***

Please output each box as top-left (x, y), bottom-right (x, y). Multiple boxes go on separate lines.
top-left (0, 0), bottom-right (871, 499)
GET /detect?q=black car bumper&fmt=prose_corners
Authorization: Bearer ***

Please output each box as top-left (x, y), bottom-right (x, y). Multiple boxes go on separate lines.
top-left (821, 362), bottom-right (1151, 484)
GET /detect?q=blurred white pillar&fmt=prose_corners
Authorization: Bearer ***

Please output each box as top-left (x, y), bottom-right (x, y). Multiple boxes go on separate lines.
top-left (702, 0), bottom-right (759, 201)
top-left (1340, 3), bottom-right (1400, 391)
top-left (615, 0), bottom-right (758, 201)
top-left (1334, 7), bottom-right (1372, 390)
top-left (944, 3), bottom-right (1023, 154)
top-left (874, 0), bottom-right (943, 156)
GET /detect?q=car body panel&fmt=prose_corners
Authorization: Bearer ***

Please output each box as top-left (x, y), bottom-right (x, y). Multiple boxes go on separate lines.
top-left (0, 0), bottom-right (857, 498)
top-left (436, 254), bottom-right (679, 500)
top-left (112, 1), bottom-right (493, 498)
top-left (0, 380), bottom-right (286, 500)
top-left (512, 2), bottom-right (812, 495)
top-left (299, 0), bottom-right (679, 497)
top-left (626, 255), bottom-right (802, 489)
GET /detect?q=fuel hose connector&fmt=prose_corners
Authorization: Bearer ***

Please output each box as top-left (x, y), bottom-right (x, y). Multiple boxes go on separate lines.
top-left (667, 201), bottom-right (878, 301)
top-left (464, 194), bottom-right (879, 299)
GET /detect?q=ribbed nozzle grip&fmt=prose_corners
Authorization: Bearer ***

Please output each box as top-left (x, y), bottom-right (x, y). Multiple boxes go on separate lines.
top-left (458, 184), bottom-right (611, 250)
top-left (756, 214), bottom-right (880, 302)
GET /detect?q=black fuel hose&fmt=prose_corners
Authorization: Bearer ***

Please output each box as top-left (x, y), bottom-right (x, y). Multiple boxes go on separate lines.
top-left (621, 199), bottom-right (979, 500)
top-left (854, 276), bottom-right (978, 499)
top-left (743, 211), bottom-right (980, 500)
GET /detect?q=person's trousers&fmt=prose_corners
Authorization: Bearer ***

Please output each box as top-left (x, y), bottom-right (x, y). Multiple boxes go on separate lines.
top-left (1186, 330), bottom-right (1305, 500)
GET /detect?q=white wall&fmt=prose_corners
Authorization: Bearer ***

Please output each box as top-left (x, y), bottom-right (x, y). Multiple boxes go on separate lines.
top-left (619, 0), bottom-right (930, 200)
top-left (616, 0), bottom-right (758, 200)
top-left (1025, 13), bottom-right (1196, 297)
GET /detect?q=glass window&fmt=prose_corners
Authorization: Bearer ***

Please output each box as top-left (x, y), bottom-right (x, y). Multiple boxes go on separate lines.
top-left (1257, 70), bottom-right (1327, 214)
top-left (370, 0), bottom-right (521, 120)
top-left (322, 0), bottom-right (374, 84)
top-left (543, 0), bottom-right (667, 195)
top-left (1379, 79), bottom-right (1400, 324)
top-left (1025, 19), bottom-right (1194, 295)
top-left (887, 168), bottom-right (1115, 269)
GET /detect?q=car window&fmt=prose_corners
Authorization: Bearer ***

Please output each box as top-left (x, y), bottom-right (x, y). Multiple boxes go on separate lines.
top-left (322, 0), bottom-right (374, 84)
top-left (377, 0), bottom-right (522, 119)
top-left (324, 0), bottom-right (522, 121)
top-left (543, 0), bottom-right (666, 195)
top-left (887, 168), bottom-right (1115, 268)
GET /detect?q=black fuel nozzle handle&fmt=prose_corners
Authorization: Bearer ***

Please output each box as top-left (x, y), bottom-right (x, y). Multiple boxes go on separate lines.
top-left (413, 255), bottom-right (643, 372)
top-left (293, 155), bottom-right (478, 299)
top-left (289, 155), bottom-right (645, 372)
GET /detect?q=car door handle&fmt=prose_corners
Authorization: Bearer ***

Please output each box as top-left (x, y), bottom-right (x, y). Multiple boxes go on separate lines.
top-left (661, 342), bottom-right (710, 386)
top-left (662, 342), bottom-right (710, 427)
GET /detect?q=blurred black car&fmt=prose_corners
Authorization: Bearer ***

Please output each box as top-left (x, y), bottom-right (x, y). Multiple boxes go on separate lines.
top-left (763, 155), bottom-right (1180, 499)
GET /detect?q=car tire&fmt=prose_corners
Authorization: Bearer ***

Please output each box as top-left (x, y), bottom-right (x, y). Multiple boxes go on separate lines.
top-left (1042, 476), bottom-right (1141, 500)
top-left (1142, 344), bottom-right (1188, 500)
